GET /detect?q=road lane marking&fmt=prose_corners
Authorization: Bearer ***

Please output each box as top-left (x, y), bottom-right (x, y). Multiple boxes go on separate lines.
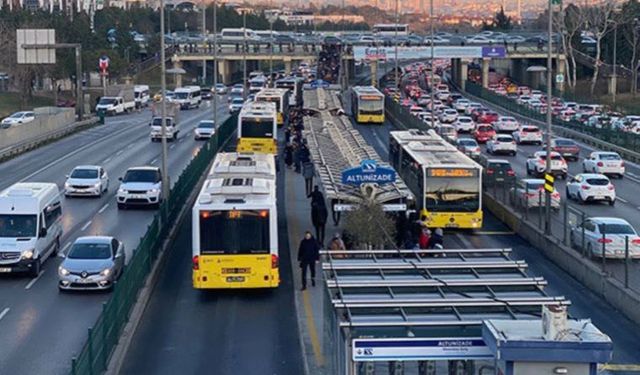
top-left (474, 231), bottom-right (515, 235)
top-left (599, 364), bottom-right (640, 372)
top-left (61, 242), bottom-right (71, 254)
top-left (103, 157), bottom-right (112, 164)
top-left (116, 150), bottom-right (124, 156)
top-left (151, 158), bottom-right (158, 164)
top-left (98, 203), bottom-right (109, 214)
top-left (0, 308), bottom-right (9, 321)
top-left (170, 144), bottom-right (176, 149)
top-left (617, 197), bottom-right (628, 203)
top-left (81, 221), bottom-right (92, 231)
top-left (25, 270), bottom-right (45, 290)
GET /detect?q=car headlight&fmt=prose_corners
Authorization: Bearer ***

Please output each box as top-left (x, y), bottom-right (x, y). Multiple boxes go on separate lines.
top-left (59, 267), bottom-right (70, 276)
top-left (100, 268), bottom-right (111, 277)
top-left (118, 188), bottom-right (126, 194)
top-left (21, 249), bottom-right (34, 260)
top-left (93, 182), bottom-right (101, 188)
top-left (65, 182), bottom-right (71, 188)
top-left (148, 188), bottom-right (160, 194)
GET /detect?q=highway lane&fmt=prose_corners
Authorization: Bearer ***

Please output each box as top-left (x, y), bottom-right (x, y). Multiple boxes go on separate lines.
top-left (0, 99), bottom-right (228, 375)
top-left (120, 142), bottom-right (304, 375)
top-left (355, 118), bottom-right (640, 370)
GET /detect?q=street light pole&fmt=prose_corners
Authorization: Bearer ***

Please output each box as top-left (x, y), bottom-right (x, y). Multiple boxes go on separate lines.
top-left (394, 0), bottom-right (399, 90)
top-left (613, 23), bottom-right (617, 105)
top-left (242, 9), bottom-right (247, 100)
top-left (269, 17), bottom-right (274, 87)
top-left (201, 2), bottom-right (206, 84)
top-left (429, 0), bottom-right (435, 129)
top-left (160, 0), bottom-right (170, 201)
top-left (544, 0), bottom-right (553, 234)
top-left (213, 0), bottom-right (218, 130)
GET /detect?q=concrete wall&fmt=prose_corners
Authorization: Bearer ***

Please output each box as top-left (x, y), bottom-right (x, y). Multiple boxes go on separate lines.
top-left (0, 107), bottom-right (75, 152)
top-left (513, 361), bottom-right (590, 375)
top-left (484, 192), bottom-right (640, 326)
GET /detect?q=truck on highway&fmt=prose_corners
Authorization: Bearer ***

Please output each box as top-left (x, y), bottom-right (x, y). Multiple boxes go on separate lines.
top-left (95, 84), bottom-right (136, 115)
top-left (149, 101), bottom-right (180, 141)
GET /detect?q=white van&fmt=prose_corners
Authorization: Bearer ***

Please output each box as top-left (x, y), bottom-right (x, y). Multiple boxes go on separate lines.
top-left (0, 183), bottom-right (63, 277)
top-left (220, 28), bottom-right (259, 41)
top-left (173, 86), bottom-right (202, 110)
top-left (134, 85), bottom-right (150, 108)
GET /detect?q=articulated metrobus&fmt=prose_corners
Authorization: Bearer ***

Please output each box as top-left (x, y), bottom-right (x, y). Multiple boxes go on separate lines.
top-left (255, 88), bottom-right (290, 126)
top-left (192, 152), bottom-right (279, 289)
top-left (351, 86), bottom-right (385, 124)
top-left (237, 101), bottom-right (278, 154)
top-left (389, 129), bottom-right (483, 229)
top-left (275, 77), bottom-right (303, 107)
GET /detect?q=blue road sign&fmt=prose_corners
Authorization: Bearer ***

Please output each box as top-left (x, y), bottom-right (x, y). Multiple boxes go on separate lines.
top-left (309, 79), bottom-right (330, 89)
top-left (342, 159), bottom-right (396, 186)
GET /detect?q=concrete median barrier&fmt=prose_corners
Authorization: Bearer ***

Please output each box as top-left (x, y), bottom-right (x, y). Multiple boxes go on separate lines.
top-left (483, 192), bottom-right (640, 325)
top-left (0, 107), bottom-right (98, 161)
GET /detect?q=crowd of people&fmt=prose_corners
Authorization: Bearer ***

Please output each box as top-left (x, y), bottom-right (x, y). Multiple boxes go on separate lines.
top-left (317, 44), bottom-right (342, 84)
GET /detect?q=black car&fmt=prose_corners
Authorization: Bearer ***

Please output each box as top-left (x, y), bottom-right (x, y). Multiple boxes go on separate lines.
top-left (481, 158), bottom-right (516, 187)
top-left (201, 88), bottom-right (213, 100)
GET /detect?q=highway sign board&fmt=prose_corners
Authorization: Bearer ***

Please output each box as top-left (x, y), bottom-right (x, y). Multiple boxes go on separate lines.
top-left (342, 159), bottom-right (396, 186)
top-left (16, 29), bottom-right (56, 64)
top-left (353, 46), bottom-right (503, 60)
top-left (352, 337), bottom-right (492, 362)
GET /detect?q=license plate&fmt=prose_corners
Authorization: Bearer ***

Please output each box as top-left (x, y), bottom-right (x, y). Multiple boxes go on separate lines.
top-left (0, 267), bottom-right (11, 273)
top-left (445, 223), bottom-right (460, 228)
top-left (222, 267), bottom-right (250, 274)
top-left (131, 194), bottom-right (146, 199)
top-left (226, 276), bottom-right (245, 282)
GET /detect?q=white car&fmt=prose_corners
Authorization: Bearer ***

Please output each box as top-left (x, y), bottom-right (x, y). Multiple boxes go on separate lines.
top-left (487, 134), bottom-right (517, 156)
top-left (493, 116), bottom-right (519, 133)
top-left (465, 103), bottom-right (483, 115)
top-left (439, 108), bottom-right (458, 123)
top-left (513, 125), bottom-right (543, 145)
top-left (1, 111), bottom-right (35, 128)
top-left (582, 152), bottom-right (625, 178)
top-left (65, 165), bottom-right (109, 197)
top-left (436, 90), bottom-right (450, 101)
top-left (530, 90), bottom-right (543, 99)
top-left (465, 35), bottom-right (495, 44)
top-left (526, 151), bottom-right (568, 179)
top-left (454, 99), bottom-right (470, 112)
top-left (453, 116), bottom-right (475, 132)
top-left (566, 173), bottom-right (615, 205)
top-left (194, 120), bottom-right (215, 140)
top-left (229, 97), bottom-right (245, 112)
top-left (511, 178), bottom-right (561, 209)
top-left (116, 166), bottom-right (163, 209)
top-left (570, 217), bottom-right (640, 259)
top-left (516, 96), bottom-right (532, 106)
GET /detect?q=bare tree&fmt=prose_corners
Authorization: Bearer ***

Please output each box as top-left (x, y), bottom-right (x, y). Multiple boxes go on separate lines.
top-left (584, 0), bottom-right (618, 95)
top-left (622, 14), bottom-right (640, 94)
top-left (555, 4), bottom-right (586, 89)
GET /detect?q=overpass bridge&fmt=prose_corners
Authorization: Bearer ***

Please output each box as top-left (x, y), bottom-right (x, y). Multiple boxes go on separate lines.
top-left (171, 41), bottom-right (566, 88)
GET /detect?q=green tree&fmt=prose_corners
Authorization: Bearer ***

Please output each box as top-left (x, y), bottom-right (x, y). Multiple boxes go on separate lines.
top-left (484, 7), bottom-right (512, 31)
top-left (343, 202), bottom-right (396, 249)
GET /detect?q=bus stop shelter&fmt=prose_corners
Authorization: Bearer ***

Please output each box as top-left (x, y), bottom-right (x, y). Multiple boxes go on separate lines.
top-left (321, 248), bottom-right (572, 375)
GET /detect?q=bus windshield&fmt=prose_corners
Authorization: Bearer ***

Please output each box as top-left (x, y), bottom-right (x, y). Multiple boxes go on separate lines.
top-left (241, 118), bottom-right (274, 138)
top-left (358, 98), bottom-right (384, 114)
top-left (199, 210), bottom-right (270, 254)
top-left (425, 177), bottom-right (480, 212)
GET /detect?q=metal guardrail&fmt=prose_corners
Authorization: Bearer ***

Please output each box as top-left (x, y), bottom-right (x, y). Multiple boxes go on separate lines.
top-left (68, 114), bottom-right (237, 375)
top-left (464, 82), bottom-right (640, 163)
top-left (0, 117), bottom-right (99, 162)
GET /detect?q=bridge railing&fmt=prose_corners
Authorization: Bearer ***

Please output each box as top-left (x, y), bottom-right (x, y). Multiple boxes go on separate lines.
top-left (68, 114), bottom-right (237, 375)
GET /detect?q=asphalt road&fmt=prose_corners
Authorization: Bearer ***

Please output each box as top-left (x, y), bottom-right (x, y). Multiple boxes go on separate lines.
top-left (120, 140), bottom-right (304, 375)
top-left (354, 117), bottom-right (640, 370)
top-left (0, 99), bottom-right (227, 375)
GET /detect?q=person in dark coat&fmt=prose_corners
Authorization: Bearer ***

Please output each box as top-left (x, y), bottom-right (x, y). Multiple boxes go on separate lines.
top-left (284, 144), bottom-right (293, 168)
top-left (293, 144), bottom-right (302, 173)
top-left (298, 231), bottom-right (321, 290)
top-left (311, 200), bottom-right (328, 244)
top-left (302, 161), bottom-right (315, 196)
top-left (309, 185), bottom-right (324, 207)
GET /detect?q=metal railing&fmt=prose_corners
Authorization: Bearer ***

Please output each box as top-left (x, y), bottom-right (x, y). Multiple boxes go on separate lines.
top-left (69, 114), bottom-right (237, 375)
top-left (465, 82), bottom-right (640, 154)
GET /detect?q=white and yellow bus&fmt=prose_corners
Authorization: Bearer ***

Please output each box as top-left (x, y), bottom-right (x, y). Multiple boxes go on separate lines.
top-left (389, 129), bottom-right (483, 229)
top-left (192, 152), bottom-right (279, 289)
top-left (275, 77), bottom-right (303, 107)
top-left (351, 86), bottom-right (385, 124)
top-left (255, 88), bottom-right (290, 126)
top-left (237, 101), bottom-right (277, 154)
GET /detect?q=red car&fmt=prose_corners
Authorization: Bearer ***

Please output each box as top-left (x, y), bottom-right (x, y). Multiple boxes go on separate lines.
top-left (477, 111), bottom-right (499, 124)
top-left (471, 108), bottom-right (489, 121)
top-left (474, 124), bottom-right (497, 143)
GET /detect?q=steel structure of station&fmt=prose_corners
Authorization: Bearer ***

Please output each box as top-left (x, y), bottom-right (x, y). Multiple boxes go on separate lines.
top-left (302, 87), bottom-right (414, 222)
top-left (320, 247), bottom-right (584, 375)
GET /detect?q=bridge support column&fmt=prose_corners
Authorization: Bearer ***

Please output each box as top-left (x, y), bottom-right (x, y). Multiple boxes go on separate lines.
top-left (608, 74), bottom-right (617, 97)
top-left (557, 57), bottom-right (566, 92)
top-left (284, 59), bottom-right (292, 75)
top-left (460, 60), bottom-right (468, 91)
top-left (173, 60), bottom-right (183, 88)
top-left (217, 60), bottom-right (232, 85)
top-left (451, 58), bottom-right (460, 87)
top-left (481, 58), bottom-right (490, 88)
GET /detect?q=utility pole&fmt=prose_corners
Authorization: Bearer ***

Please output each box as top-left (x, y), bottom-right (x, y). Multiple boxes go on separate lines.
top-left (160, 0), bottom-right (170, 201)
top-left (243, 9), bottom-right (247, 100)
top-left (213, 0), bottom-right (218, 129)
top-left (429, 0), bottom-right (435, 129)
top-left (201, 2), bottom-right (206, 84)
top-left (612, 22), bottom-right (617, 105)
top-left (544, 0), bottom-right (553, 234)
top-left (269, 16), bottom-right (274, 87)
top-left (394, 0), bottom-right (399, 90)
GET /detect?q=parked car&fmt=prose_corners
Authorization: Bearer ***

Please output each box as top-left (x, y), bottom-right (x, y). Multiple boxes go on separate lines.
top-left (565, 173), bottom-right (615, 205)
top-left (582, 151), bottom-right (625, 178)
top-left (1, 111), bottom-right (35, 128)
top-left (525, 151), bottom-right (568, 179)
top-left (570, 217), bottom-right (640, 259)
top-left (487, 134), bottom-right (517, 156)
top-left (58, 236), bottom-right (126, 291)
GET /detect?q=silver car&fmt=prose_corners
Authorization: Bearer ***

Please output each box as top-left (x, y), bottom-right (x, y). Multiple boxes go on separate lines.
top-left (58, 236), bottom-right (125, 291)
top-left (570, 217), bottom-right (640, 259)
top-left (194, 120), bottom-right (216, 140)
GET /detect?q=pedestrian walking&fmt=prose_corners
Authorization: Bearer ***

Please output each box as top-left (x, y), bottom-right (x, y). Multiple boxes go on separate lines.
top-left (303, 161), bottom-right (315, 196)
top-left (293, 144), bottom-right (302, 173)
top-left (284, 144), bottom-right (293, 168)
top-left (309, 185), bottom-right (324, 207)
top-left (418, 227), bottom-right (431, 250)
top-left (311, 200), bottom-right (328, 244)
top-left (298, 231), bottom-right (320, 290)
top-left (328, 232), bottom-right (346, 258)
